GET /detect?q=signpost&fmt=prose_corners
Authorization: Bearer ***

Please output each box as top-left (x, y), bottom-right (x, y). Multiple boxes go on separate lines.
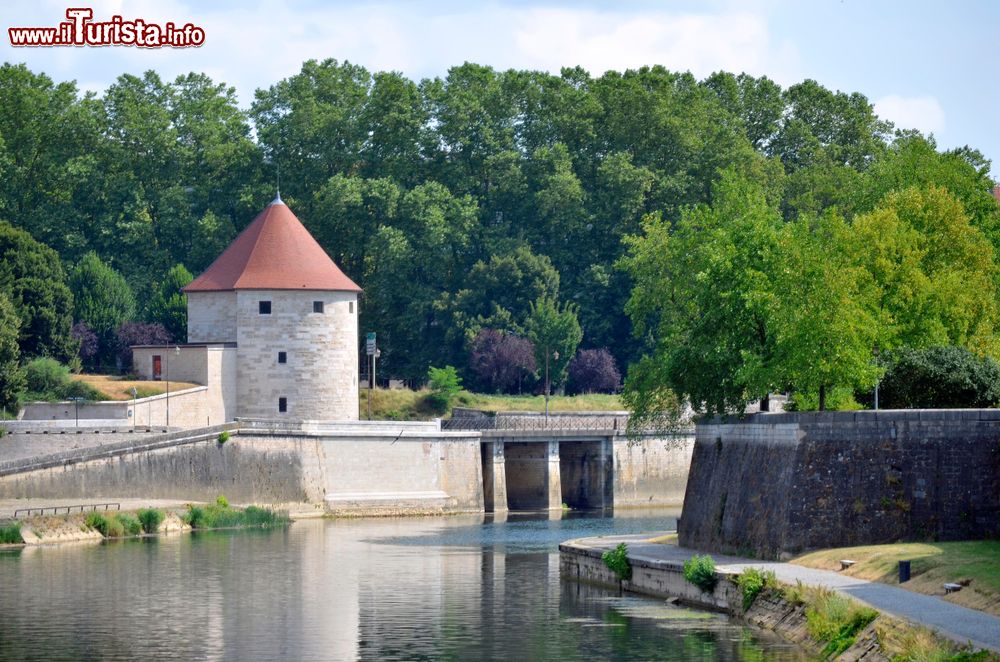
top-left (366, 332), bottom-right (376, 420)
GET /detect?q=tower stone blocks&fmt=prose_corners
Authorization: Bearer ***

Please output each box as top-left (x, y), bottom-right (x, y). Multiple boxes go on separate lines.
top-left (182, 198), bottom-right (362, 422)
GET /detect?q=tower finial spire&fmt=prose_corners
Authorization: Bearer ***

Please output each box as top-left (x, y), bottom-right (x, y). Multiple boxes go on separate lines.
top-left (271, 160), bottom-right (283, 205)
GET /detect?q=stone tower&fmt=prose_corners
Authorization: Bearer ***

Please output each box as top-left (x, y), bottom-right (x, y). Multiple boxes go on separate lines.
top-left (182, 196), bottom-right (361, 420)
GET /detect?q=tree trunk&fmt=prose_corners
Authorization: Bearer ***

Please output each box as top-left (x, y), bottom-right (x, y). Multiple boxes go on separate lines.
top-left (761, 393), bottom-right (770, 412)
top-left (818, 384), bottom-right (827, 411)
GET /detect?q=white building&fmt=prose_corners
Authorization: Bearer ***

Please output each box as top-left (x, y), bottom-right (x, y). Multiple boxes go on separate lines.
top-left (133, 196), bottom-right (361, 425)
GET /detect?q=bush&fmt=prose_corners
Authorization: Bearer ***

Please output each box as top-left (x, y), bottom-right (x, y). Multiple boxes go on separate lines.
top-left (869, 346), bottom-right (1000, 409)
top-left (736, 567), bottom-right (778, 610)
top-left (24, 357), bottom-right (70, 395)
top-left (421, 391), bottom-right (452, 416)
top-left (183, 505), bottom-right (207, 528)
top-left (601, 542), bottom-right (632, 581)
top-left (183, 503), bottom-right (288, 530)
top-left (215, 495), bottom-right (229, 508)
top-left (117, 514), bottom-right (142, 536)
top-left (567, 348), bottom-right (621, 394)
top-left (0, 521), bottom-right (22, 544)
top-left (683, 554), bottom-right (717, 593)
top-left (786, 386), bottom-right (861, 411)
top-left (217, 430), bottom-right (230, 444)
top-left (85, 512), bottom-right (109, 536)
top-left (137, 508), bottom-right (164, 534)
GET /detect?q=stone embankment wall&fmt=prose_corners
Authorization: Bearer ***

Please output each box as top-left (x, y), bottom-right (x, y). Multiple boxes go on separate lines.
top-left (613, 434), bottom-right (693, 507)
top-left (0, 421), bottom-right (483, 516)
top-left (680, 411), bottom-right (1000, 558)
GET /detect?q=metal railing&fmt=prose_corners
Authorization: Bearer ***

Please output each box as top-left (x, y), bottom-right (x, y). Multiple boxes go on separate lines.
top-left (14, 502), bottom-right (120, 518)
top-left (441, 414), bottom-right (629, 432)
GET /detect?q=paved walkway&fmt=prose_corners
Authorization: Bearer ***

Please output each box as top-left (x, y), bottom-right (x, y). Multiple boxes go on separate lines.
top-left (569, 533), bottom-right (1000, 654)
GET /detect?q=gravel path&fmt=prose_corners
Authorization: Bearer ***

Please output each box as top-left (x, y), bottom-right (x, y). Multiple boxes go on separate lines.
top-left (569, 533), bottom-right (1000, 653)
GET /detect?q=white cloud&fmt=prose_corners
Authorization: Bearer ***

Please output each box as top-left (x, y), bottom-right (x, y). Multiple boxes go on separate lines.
top-left (1, 1), bottom-right (802, 105)
top-left (874, 94), bottom-right (946, 136)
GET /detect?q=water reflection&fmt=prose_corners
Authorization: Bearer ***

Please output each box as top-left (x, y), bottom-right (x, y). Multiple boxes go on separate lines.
top-left (0, 510), bottom-right (805, 661)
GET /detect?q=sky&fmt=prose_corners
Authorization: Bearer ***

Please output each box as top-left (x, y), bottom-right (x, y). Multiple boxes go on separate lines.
top-left (2, 0), bottom-right (998, 179)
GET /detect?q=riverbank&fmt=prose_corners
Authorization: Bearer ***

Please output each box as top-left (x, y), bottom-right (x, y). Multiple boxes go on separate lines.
top-left (791, 541), bottom-right (1000, 617)
top-left (0, 499), bottom-right (291, 547)
top-left (560, 533), bottom-right (1000, 658)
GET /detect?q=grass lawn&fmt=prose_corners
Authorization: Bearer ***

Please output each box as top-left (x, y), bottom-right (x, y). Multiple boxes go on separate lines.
top-left (70, 374), bottom-right (202, 401)
top-left (358, 388), bottom-right (623, 420)
top-left (792, 541), bottom-right (1000, 616)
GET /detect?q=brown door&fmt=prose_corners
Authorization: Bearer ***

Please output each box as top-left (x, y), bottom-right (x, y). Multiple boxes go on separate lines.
top-left (152, 355), bottom-right (162, 380)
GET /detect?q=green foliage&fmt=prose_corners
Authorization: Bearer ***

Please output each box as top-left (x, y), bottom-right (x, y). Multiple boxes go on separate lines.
top-left (69, 252), bottom-right (136, 367)
top-left (85, 512), bottom-right (125, 538)
top-left (804, 587), bottom-right (878, 658)
top-left (116, 514), bottom-right (142, 537)
top-left (183, 503), bottom-right (288, 529)
top-left (147, 264), bottom-right (192, 343)
top-left (736, 567), bottom-right (778, 611)
top-left (786, 387), bottom-right (863, 412)
top-left (215, 494), bottom-right (229, 508)
top-left (0, 521), bottom-right (22, 544)
top-left (601, 542), bottom-right (632, 581)
top-left (426, 366), bottom-right (462, 413)
top-left (137, 508), bottom-right (164, 534)
top-left (217, 431), bottom-right (230, 444)
top-left (24, 357), bottom-right (70, 394)
top-left (0, 293), bottom-right (24, 411)
top-left (873, 346), bottom-right (1000, 408)
top-left (0, 221), bottom-right (77, 362)
top-left (683, 554), bottom-right (718, 593)
top-left (525, 296), bottom-right (582, 392)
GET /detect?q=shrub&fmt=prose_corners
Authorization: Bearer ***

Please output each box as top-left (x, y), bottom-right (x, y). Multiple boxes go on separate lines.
top-left (683, 554), bottom-right (717, 593)
top-left (567, 348), bottom-right (621, 394)
top-left (85, 512), bottom-right (109, 536)
top-left (72, 321), bottom-right (98, 367)
top-left (428, 365), bottom-right (462, 399)
top-left (184, 505), bottom-right (207, 528)
top-left (117, 514), bottom-right (142, 537)
top-left (217, 430), bottom-right (230, 444)
top-left (468, 329), bottom-right (536, 394)
top-left (0, 521), bottom-right (22, 544)
top-left (137, 508), bottom-right (164, 534)
top-left (870, 345), bottom-right (1000, 409)
top-left (601, 542), bottom-right (632, 581)
top-left (736, 567), bottom-right (777, 610)
top-left (786, 386), bottom-right (861, 411)
top-left (24, 357), bottom-right (70, 395)
top-left (215, 495), bottom-right (229, 508)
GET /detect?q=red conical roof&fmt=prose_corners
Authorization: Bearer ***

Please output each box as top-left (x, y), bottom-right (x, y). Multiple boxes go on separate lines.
top-left (184, 198), bottom-right (361, 293)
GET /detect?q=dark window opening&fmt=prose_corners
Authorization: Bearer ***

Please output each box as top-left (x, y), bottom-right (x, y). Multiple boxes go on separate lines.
top-left (349, 301), bottom-right (354, 314)
top-left (278, 397), bottom-right (287, 413)
top-left (278, 351), bottom-right (287, 364)
top-left (259, 300), bottom-right (271, 315)
top-left (313, 301), bottom-right (324, 313)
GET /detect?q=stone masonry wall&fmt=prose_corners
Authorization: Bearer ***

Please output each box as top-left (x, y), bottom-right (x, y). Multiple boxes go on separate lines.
top-left (187, 291), bottom-right (237, 342)
top-left (236, 289), bottom-right (359, 421)
top-left (680, 411), bottom-right (1000, 558)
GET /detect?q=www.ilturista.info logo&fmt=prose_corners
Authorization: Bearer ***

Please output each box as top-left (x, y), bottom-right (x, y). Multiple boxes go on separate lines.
top-left (9, 8), bottom-right (205, 48)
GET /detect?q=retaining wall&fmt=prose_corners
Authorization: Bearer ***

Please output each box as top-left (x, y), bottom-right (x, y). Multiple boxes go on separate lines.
top-left (680, 410), bottom-right (1000, 558)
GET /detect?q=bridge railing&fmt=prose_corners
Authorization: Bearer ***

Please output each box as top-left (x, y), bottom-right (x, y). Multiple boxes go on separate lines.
top-left (441, 413), bottom-right (628, 432)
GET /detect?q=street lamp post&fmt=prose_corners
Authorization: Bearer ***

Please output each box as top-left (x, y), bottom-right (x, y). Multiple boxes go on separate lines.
top-left (68, 396), bottom-right (84, 428)
top-left (544, 349), bottom-right (559, 423)
top-left (131, 387), bottom-right (138, 431)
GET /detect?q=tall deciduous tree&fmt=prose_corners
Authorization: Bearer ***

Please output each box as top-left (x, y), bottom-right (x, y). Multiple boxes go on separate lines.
top-left (147, 264), bottom-right (193, 342)
top-left (0, 293), bottom-right (25, 412)
top-left (70, 252), bottom-right (136, 366)
top-left (525, 296), bottom-right (582, 393)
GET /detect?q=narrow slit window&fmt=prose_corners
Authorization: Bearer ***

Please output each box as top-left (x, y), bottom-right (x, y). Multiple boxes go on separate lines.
top-left (349, 301), bottom-right (354, 314)
top-left (313, 301), bottom-right (324, 313)
top-left (259, 301), bottom-right (271, 315)
top-left (278, 397), bottom-right (287, 413)
top-left (278, 351), bottom-right (287, 364)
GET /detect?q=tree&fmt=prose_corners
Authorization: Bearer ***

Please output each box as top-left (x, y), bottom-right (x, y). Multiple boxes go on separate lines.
top-left (525, 297), bottom-right (582, 406)
top-left (71, 321), bottom-right (98, 368)
top-left (0, 293), bottom-right (24, 412)
top-left (70, 252), bottom-right (136, 366)
top-left (620, 172), bottom-right (784, 418)
top-left (147, 264), bottom-right (192, 342)
top-left (115, 322), bottom-right (171, 371)
top-left (0, 221), bottom-right (77, 361)
top-left (468, 329), bottom-right (536, 394)
top-left (568, 349), bottom-right (621, 394)
top-left (425, 365), bottom-right (463, 414)
top-left (873, 346), bottom-right (1000, 409)
top-left (772, 211), bottom-right (880, 410)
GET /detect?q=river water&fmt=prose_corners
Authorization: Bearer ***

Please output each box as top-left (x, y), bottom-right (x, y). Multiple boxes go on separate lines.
top-left (0, 509), bottom-right (806, 661)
